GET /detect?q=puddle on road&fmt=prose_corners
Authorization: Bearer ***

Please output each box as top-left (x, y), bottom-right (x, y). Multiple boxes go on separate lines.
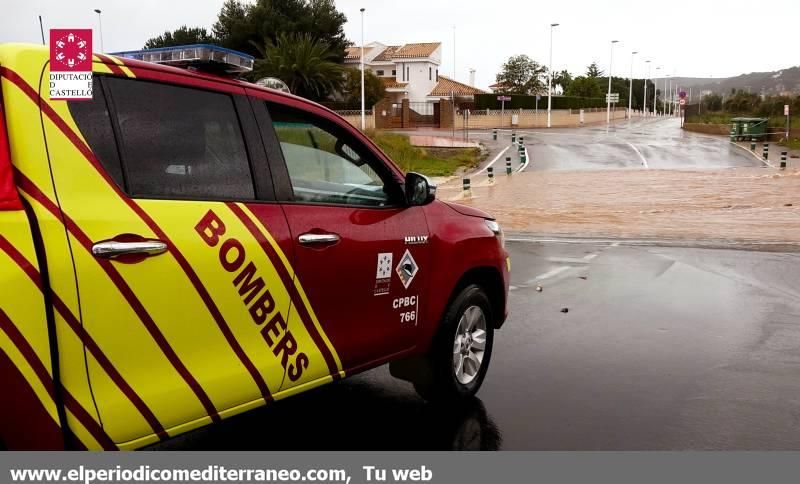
top-left (446, 168), bottom-right (800, 244)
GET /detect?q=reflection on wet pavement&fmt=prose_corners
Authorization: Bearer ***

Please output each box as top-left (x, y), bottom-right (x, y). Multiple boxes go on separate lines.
top-left (149, 371), bottom-right (501, 451)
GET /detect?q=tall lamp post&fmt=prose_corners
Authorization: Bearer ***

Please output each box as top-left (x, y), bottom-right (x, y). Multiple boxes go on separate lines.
top-left (643, 60), bottom-right (651, 117)
top-left (606, 40), bottom-right (619, 124)
top-left (653, 66), bottom-right (660, 115)
top-left (547, 23), bottom-right (559, 128)
top-left (627, 50), bottom-right (637, 120)
top-left (664, 74), bottom-right (670, 117)
top-left (359, 7), bottom-right (365, 131)
top-left (93, 9), bottom-right (103, 52)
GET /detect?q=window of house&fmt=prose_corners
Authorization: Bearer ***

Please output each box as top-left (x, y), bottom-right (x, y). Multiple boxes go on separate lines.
top-left (392, 69), bottom-right (397, 76)
top-left (429, 67), bottom-right (432, 80)
top-left (376, 70), bottom-right (384, 76)
top-left (105, 77), bottom-right (255, 200)
top-left (406, 67), bottom-right (410, 81)
top-left (268, 103), bottom-right (395, 207)
top-left (436, 69), bottom-right (439, 81)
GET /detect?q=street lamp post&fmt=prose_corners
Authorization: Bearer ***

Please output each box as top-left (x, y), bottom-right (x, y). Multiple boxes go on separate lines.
top-left (627, 51), bottom-right (637, 120)
top-left (359, 7), bottom-right (365, 131)
top-left (664, 75), bottom-right (670, 117)
top-left (643, 60), bottom-right (651, 117)
top-left (606, 40), bottom-right (618, 125)
top-left (93, 9), bottom-right (103, 53)
top-left (547, 23), bottom-right (559, 129)
top-left (653, 67), bottom-right (660, 115)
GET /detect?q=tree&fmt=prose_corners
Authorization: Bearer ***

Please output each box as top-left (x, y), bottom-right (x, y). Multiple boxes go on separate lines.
top-left (495, 55), bottom-right (548, 95)
top-left (212, 0), bottom-right (347, 60)
top-left (143, 26), bottom-right (214, 49)
top-left (211, 0), bottom-right (255, 54)
top-left (553, 69), bottom-right (572, 93)
top-left (586, 62), bottom-right (603, 78)
top-left (252, 33), bottom-right (344, 100)
top-left (342, 68), bottom-right (386, 108)
top-left (700, 93), bottom-right (723, 111)
top-left (565, 76), bottom-right (603, 98)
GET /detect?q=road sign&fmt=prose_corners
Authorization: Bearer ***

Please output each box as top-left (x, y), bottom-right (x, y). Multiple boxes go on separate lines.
top-left (497, 96), bottom-right (511, 102)
top-left (786, 104), bottom-right (791, 116)
top-left (679, 91), bottom-right (687, 99)
top-left (606, 93), bottom-right (620, 103)
top-left (536, 95), bottom-right (541, 101)
top-left (679, 99), bottom-right (686, 106)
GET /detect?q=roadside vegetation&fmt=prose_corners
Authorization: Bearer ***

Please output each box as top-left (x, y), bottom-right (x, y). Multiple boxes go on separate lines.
top-left (779, 138), bottom-right (800, 150)
top-left (687, 90), bottom-right (800, 128)
top-left (687, 112), bottom-right (800, 128)
top-left (365, 131), bottom-right (484, 177)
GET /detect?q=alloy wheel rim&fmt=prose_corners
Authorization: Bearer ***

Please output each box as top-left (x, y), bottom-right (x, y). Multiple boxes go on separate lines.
top-left (453, 305), bottom-right (487, 385)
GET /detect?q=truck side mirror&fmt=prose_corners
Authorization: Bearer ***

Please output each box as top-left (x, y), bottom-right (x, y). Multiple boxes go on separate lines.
top-left (405, 172), bottom-right (436, 206)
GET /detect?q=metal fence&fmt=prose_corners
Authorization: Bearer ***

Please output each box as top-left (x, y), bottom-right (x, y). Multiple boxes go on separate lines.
top-left (333, 109), bottom-right (373, 117)
top-left (409, 102), bottom-right (438, 126)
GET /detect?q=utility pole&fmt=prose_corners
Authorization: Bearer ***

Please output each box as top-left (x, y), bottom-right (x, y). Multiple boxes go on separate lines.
top-left (452, 25), bottom-right (456, 80)
top-left (654, 66), bottom-right (660, 115)
top-left (359, 8), bottom-right (365, 131)
top-left (628, 51), bottom-right (637, 120)
top-left (607, 40), bottom-right (619, 125)
top-left (664, 75), bottom-right (670, 116)
top-left (547, 23), bottom-right (559, 128)
top-left (643, 60), bottom-right (651, 117)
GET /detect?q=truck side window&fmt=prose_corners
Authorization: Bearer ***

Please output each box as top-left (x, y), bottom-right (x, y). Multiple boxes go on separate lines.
top-left (67, 79), bottom-right (125, 188)
top-left (267, 103), bottom-right (393, 207)
top-left (105, 77), bottom-right (255, 201)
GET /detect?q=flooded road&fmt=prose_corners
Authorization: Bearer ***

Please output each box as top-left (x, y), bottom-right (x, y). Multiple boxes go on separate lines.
top-left (438, 118), bottom-right (800, 245)
top-left (444, 168), bottom-right (800, 245)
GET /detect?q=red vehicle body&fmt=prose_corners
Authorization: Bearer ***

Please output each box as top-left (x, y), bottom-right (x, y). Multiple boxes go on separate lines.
top-left (0, 44), bottom-right (508, 450)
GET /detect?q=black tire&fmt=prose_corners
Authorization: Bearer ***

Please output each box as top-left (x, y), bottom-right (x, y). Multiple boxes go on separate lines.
top-left (414, 284), bottom-right (494, 401)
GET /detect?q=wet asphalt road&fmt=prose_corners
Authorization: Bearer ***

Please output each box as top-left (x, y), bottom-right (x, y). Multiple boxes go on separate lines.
top-left (156, 239), bottom-right (800, 451)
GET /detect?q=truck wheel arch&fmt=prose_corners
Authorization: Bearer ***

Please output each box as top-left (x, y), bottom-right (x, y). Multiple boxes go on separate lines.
top-left (447, 267), bottom-right (506, 329)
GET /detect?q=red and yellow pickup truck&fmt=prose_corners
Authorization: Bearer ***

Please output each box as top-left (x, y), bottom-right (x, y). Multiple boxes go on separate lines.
top-left (0, 43), bottom-right (508, 450)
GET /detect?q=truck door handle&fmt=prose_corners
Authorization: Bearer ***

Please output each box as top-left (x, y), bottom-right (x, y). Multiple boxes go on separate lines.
top-left (298, 233), bottom-right (340, 245)
top-left (92, 240), bottom-right (168, 260)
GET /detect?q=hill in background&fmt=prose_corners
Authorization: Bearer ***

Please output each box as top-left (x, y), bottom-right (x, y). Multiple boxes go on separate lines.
top-left (655, 66), bottom-right (800, 97)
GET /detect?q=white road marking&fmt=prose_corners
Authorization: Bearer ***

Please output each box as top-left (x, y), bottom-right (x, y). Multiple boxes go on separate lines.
top-left (626, 142), bottom-right (648, 168)
top-left (526, 266), bottom-right (571, 284)
top-left (517, 147), bottom-right (530, 172)
top-left (476, 145), bottom-right (511, 174)
top-left (729, 141), bottom-right (776, 168)
top-left (610, 241), bottom-right (620, 247)
top-left (583, 253), bottom-right (598, 260)
top-left (547, 257), bottom-right (592, 264)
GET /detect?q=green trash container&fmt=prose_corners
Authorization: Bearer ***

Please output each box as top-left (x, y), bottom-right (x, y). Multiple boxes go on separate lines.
top-left (730, 117), bottom-right (768, 141)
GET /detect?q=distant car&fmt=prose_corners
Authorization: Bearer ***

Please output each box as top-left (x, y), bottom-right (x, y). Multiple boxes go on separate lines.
top-left (0, 43), bottom-right (509, 450)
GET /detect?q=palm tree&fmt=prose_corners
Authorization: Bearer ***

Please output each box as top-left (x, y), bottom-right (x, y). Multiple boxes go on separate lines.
top-left (251, 33), bottom-right (344, 101)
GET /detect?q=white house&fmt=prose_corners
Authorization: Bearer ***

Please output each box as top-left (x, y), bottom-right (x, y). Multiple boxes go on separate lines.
top-left (346, 42), bottom-right (453, 103)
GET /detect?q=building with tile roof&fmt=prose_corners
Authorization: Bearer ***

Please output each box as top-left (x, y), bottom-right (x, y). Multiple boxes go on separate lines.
top-left (344, 41), bottom-right (441, 103)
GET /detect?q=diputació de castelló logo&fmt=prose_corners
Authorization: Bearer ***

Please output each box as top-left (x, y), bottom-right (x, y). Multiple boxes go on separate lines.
top-left (49, 29), bottom-right (93, 100)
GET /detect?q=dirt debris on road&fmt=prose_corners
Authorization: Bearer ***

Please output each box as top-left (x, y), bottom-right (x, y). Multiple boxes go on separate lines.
top-left (442, 168), bottom-right (800, 244)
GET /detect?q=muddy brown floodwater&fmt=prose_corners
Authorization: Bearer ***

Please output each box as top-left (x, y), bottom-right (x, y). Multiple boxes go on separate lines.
top-left (441, 168), bottom-right (800, 246)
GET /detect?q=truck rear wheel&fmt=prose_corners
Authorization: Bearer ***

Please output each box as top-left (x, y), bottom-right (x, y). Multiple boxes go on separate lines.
top-left (414, 284), bottom-right (494, 401)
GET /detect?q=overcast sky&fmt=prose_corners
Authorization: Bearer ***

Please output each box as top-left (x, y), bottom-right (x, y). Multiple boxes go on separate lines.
top-left (3, 0), bottom-right (798, 89)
